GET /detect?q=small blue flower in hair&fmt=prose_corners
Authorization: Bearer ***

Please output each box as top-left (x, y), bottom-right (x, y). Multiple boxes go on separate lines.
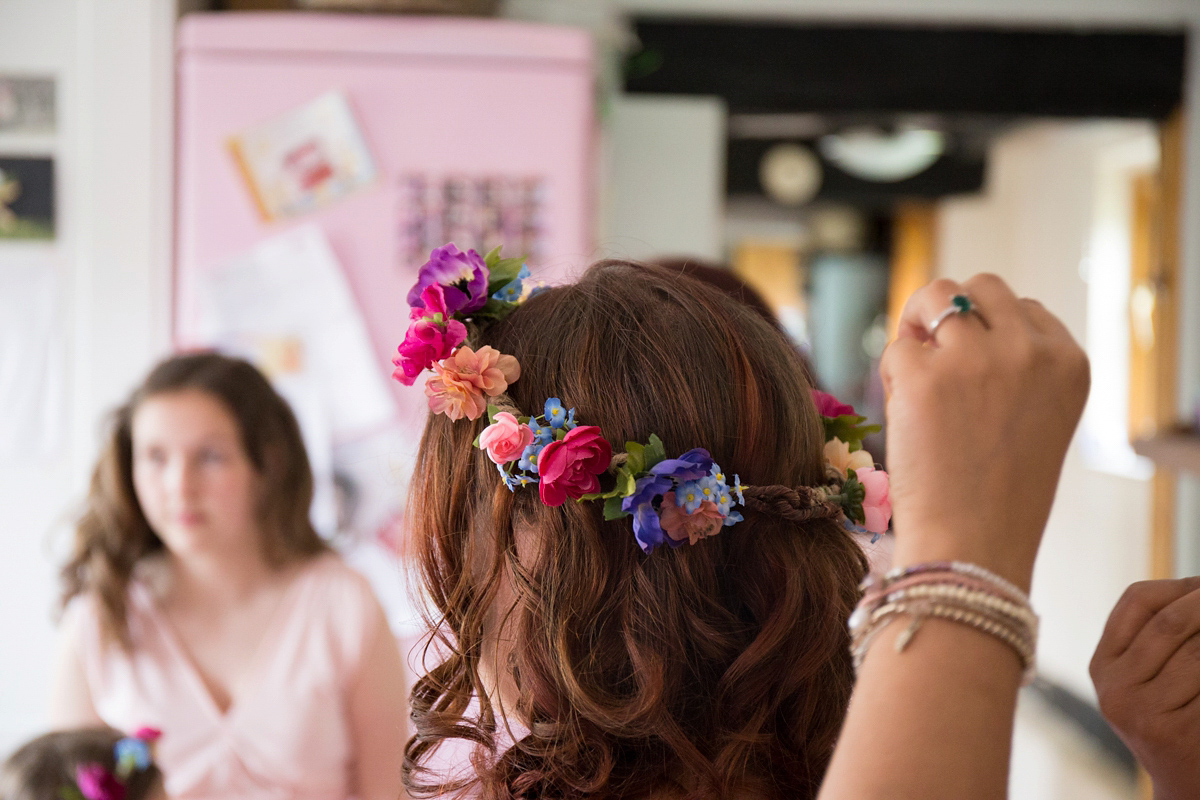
top-left (544, 398), bottom-right (569, 429)
top-left (518, 442), bottom-right (545, 474)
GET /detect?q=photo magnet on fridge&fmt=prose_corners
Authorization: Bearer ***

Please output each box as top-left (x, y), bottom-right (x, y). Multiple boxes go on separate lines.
top-left (229, 91), bottom-right (377, 222)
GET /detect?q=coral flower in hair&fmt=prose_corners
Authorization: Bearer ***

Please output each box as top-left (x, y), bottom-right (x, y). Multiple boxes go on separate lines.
top-left (425, 345), bottom-right (520, 421)
top-left (659, 491), bottom-right (725, 546)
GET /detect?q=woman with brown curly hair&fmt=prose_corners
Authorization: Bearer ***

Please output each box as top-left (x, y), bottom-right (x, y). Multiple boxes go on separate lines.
top-left (398, 242), bottom-right (1089, 800)
top-left (50, 352), bottom-right (408, 800)
top-left (402, 258), bottom-right (869, 800)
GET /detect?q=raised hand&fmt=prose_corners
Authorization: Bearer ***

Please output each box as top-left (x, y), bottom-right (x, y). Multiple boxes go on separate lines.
top-left (881, 274), bottom-right (1090, 589)
top-left (1091, 577), bottom-right (1200, 800)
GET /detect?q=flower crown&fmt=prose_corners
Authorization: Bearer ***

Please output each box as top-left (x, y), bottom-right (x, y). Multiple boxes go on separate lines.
top-left (393, 245), bottom-right (891, 553)
top-left (59, 728), bottom-right (160, 800)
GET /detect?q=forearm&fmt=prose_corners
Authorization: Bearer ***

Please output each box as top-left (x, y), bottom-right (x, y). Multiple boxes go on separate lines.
top-left (819, 616), bottom-right (1022, 800)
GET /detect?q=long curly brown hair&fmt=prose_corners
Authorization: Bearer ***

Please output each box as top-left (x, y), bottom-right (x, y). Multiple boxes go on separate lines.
top-left (60, 351), bottom-right (328, 646)
top-left (404, 262), bottom-right (867, 800)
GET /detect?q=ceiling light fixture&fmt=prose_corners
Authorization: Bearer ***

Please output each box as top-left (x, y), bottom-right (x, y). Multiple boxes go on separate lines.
top-left (819, 127), bottom-right (945, 182)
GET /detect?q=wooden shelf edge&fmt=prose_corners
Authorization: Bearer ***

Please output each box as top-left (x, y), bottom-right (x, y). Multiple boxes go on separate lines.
top-left (1132, 429), bottom-right (1200, 474)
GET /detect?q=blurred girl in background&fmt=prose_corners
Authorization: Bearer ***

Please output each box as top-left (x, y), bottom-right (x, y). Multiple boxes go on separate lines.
top-left (51, 352), bottom-right (408, 800)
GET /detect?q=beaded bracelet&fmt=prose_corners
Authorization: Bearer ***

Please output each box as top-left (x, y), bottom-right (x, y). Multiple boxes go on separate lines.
top-left (869, 560), bottom-right (1030, 605)
top-left (849, 561), bottom-right (1039, 686)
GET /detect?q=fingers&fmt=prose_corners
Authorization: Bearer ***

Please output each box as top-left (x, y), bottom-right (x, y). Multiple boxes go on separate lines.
top-left (896, 278), bottom-right (987, 347)
top-left (1093, 578), bottom-right (1200, 664)
top-left (960, 273), bottom-right (1022, 332)
top-left (1145, 628), bottom-right (1200, 710)
top-left (1120, 585), bottom-right (1200, 684)
top-left (880, 335), bottom-right (928, 399)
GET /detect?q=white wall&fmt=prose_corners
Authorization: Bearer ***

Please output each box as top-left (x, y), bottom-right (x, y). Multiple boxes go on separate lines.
top-left (0, 0), bottom-right (175, 752)
top-left (600, 95), bottom-right (726, 261)
top-left (936, 121), bottom-right (1155, 698)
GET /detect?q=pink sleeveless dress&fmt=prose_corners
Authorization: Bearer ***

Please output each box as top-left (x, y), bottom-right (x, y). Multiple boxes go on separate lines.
top-left (65, 554), bottom-right (387, 800)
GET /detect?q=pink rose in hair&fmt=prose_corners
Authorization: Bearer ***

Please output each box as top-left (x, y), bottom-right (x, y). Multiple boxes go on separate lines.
top-left (425, 345), bottom-right (520, 421)
top-left (537, 425), bottom-right (612, 507)
top-left (392, 316), bottom-right (469, 386)
top-left (811, 388), bottom-right (855, 418)
top-left (478, 412), bottom-right (535, 465)
top-left (855, 466), bottom-right (892, 534)
top-left (75, 763), bottom-right (126, 800)
top-left (659, 491), bottom-right (725, 546)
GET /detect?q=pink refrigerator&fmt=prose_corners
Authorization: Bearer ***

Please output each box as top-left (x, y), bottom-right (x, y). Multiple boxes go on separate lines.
top-left (173, 12), bottom-right (594, 633)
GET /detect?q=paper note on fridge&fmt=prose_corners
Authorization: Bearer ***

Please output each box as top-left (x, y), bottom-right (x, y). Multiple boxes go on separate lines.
top-left (196, 224), bottom-right (397, 439)
top-left (229, 91), bottom-right (376, 221)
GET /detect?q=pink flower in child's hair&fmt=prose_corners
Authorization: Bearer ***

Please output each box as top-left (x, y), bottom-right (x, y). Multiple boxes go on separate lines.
top-left (75, 763), bottom-right (126, 800)
top-left (659, 491), bottom-right (725, 546)
top-left (132, 728), bottom-right (161, 741)
top-left (824, 437), bottom-right (873, 478)
top-left (537, 425), bottom-right (612, 507)
top-left (855, 466), bottom-right (892, 534)
top-left (478, 412), bottom-right (535, 465)
top-left (811, 388), bottom-right (855, 418)
top-left (392, 315), bottom-right (468, 386)
top-left (425, 346), bottom-right (520, 421)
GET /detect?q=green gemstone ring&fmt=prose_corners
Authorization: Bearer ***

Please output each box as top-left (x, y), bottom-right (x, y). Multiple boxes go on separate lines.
top-left (928, 293), bottom-right (977, 339)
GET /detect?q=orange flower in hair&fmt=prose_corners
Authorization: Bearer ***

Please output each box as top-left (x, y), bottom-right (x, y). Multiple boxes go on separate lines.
top-left (425, 345), bottom-right (520, 421)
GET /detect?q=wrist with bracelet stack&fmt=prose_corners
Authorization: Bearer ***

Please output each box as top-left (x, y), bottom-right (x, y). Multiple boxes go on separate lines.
top-left (849, 560), bottom-right (1039, 685)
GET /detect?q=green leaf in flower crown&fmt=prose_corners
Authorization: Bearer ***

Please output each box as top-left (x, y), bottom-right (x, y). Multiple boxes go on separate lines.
top-left (58, 788), bottom-right (86, 800)
top-left (486, 256), bottom-right (526, 294)
top-left (840, 472), bottom-right (867, 524)
top-left (603, 495), bottom-right (630, 521)
top-left (643, 433), bottom-right (667, 470)
top-left (483, 245), bottom-right (503, 269)
top-left (473, 296), bottom-right (518, 322)
top-left (823, 415), bottom-right (882, 451)
top-left (486, 405), bottom-right (501, 424)
top-left (624, 441), bottom-right (646, 476)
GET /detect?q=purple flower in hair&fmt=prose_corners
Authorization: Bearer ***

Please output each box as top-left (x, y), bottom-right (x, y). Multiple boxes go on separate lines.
top-left (406, 243), bottom-right (490, 315)
top-left (622, 448), bottom-right (715, 553)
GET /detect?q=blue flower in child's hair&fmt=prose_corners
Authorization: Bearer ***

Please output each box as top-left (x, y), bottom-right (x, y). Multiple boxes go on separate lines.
top-left (565, 408), bottom-right (576, 429)
top-left (492, 266), bottom-right (531, 303)
top-left (497, 463), bottom-right (521, 491)
top-left (732, 475), bottom-right (744, 505)
top-left (518, 441), bottom-right (546, 474)
top-left (723, 510), bottom-right (743, 527)
top-left (544, 398), bottom-right (569, 429)
top-left (676, 481), bottom-right (705, 514)
top-left (114, 736), bottom-right (152, 774)
top-left (532, 424), bottom-right (555, 445)
top-left (493, 282), bottom-right (523, 303)
top-left (696, 474), bottom-right (720, 505)
top-left (715, 488), bottom-right (734, 516)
